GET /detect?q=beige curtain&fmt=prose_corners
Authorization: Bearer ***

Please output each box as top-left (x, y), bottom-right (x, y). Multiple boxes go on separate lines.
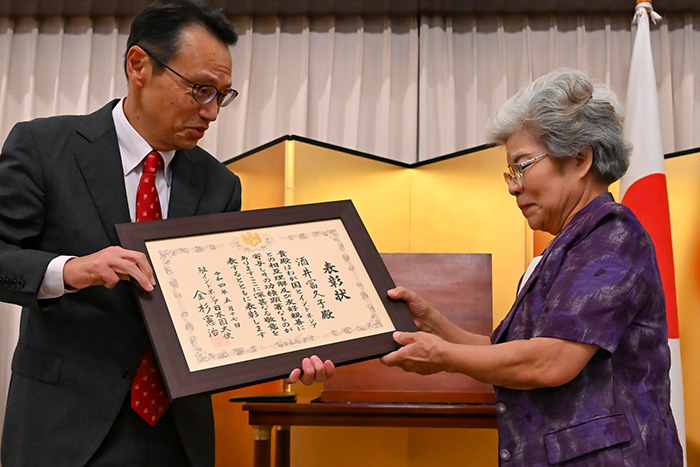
top-left (205, 16), bottom-right (419, 164)
top-left (0, 14), bottom-right (698, 161)
top-left (1, 11), bottom-right (699, 451)
top-left (418, 13), bottom-right (700, 160)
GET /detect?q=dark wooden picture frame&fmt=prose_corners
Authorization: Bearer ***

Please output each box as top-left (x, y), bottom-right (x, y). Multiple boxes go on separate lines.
top-left (116, 200), bottom-right (415, 399)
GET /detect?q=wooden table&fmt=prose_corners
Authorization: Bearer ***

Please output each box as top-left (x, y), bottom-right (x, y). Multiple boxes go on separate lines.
top-left (242, 401), bottom-right (497, 467)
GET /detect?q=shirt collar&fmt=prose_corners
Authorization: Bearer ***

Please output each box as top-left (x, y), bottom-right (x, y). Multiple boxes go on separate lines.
top-left (112, 98), bottom-right (176, 184)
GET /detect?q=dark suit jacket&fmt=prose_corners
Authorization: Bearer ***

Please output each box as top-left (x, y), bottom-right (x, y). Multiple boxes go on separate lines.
top-left (0, 100), bottom-right (242, 467)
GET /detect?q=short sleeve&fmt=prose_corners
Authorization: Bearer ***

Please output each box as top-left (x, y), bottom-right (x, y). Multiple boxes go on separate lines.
top-left (530, 209), bottom-right (662, 353)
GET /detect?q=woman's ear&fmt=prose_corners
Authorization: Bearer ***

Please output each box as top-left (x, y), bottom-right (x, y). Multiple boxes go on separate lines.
top-left (574, 147), bottom-right (594, 177)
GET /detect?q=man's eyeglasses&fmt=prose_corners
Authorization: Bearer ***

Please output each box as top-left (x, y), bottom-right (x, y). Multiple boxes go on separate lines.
top-left (503, 152), bottom-right (548, 185)
top-left (139, 45), bottom-right (238, 107)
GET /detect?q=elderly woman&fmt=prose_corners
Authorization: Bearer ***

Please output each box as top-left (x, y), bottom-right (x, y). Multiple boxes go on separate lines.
top-left (381, 68), bottom-right (682, 465)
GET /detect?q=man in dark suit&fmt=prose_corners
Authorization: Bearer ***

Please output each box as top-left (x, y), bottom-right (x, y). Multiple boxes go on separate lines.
top-left (0, 1), bottom-right (332, 466)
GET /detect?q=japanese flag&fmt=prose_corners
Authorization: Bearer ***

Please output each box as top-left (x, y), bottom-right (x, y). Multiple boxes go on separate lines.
top-left (620, 3), bottom-right (685, 462)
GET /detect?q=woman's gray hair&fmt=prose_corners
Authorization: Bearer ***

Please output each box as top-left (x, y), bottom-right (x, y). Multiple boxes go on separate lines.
top-left (487, 68), bottom-right (631, 185)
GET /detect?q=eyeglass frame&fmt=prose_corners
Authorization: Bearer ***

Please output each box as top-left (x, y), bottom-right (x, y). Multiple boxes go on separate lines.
top-left (138, 45), bottom-right (238, 107)
top-left (503, 152), bottom-right (548, 185)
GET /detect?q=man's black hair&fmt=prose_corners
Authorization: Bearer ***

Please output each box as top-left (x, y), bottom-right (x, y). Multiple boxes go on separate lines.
top-left (124, 0), bottom-right (237, 76)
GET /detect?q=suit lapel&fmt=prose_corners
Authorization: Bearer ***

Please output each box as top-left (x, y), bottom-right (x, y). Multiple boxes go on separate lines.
top-left (168, 149), bottom-right (204, 219)
top-left (73, 101), bottom-right (131, 245)
top-left (72, 101), bottom-right (207, 239)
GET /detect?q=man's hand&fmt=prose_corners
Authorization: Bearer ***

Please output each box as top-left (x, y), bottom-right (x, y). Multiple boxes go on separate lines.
top-left (63, 246), bottom-right (156, 291)
top-left (287, 355), bottom-right (335, 386)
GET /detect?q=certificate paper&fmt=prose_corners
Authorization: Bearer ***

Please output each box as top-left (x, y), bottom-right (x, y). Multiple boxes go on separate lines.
top-left (116, 200), bottom-right (415, 399)
top-left (147, 219), bottom-right (394, 372)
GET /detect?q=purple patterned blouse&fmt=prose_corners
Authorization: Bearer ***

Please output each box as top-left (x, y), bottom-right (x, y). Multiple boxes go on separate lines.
top-left (491, 193), bottom-right (682, 465)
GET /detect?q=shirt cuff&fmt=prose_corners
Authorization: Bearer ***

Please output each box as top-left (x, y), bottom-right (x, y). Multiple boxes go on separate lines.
top-left (39, 255), bottom-right (76, 299)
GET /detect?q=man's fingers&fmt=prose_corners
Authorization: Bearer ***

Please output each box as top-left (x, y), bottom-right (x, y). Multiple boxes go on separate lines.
top-left (287, 368), bottom-right (302, 384)
top-left (290, 356), bottom-right (336, 386)
top-left (307, 355), bottom-right (334, 383)
top-left (322, 359), bottom-right (335, 379)
top-left (63, 246), bottom-right (156, 291)
top-left (120, 259), bottom-right (155, 291)
top-left (131, 252), bottom-right (155, 286)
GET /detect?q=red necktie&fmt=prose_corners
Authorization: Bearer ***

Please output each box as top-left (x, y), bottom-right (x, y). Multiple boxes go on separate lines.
top-left (135, 151), bottom-right (163, 222)
top-left (131, 150), bottom-right (170, 425)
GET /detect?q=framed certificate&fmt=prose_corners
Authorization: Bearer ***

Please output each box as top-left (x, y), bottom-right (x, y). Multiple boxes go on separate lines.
top-left (116, 200), bottom-right (415, 399)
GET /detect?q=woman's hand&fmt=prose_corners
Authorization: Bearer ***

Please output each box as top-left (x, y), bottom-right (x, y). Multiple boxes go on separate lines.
top-left (380, 331), bottom-right (449, 375)
top-left (388, 286), bottom-right (490, 346)
top-left (387, 286), bottom-right (435, 332)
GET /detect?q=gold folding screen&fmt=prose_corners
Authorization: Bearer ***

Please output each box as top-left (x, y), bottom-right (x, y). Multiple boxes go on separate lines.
top-left (213, 136), bottom-right (700, 467)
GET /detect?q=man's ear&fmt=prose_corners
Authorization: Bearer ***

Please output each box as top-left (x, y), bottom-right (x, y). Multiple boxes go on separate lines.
top-left (125, 45), bottom-right (151, 88)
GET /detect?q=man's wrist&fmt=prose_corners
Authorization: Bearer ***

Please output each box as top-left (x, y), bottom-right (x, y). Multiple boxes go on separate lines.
top-left (38, 255), bottom-right (76, 299)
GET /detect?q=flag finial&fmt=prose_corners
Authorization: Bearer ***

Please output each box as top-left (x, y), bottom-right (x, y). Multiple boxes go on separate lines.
top-left (634, 1), bottom-right (662, 24)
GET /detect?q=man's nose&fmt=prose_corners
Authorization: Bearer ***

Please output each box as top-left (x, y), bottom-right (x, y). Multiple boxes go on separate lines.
top-left (199, 99), bottom-right (219, 122)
